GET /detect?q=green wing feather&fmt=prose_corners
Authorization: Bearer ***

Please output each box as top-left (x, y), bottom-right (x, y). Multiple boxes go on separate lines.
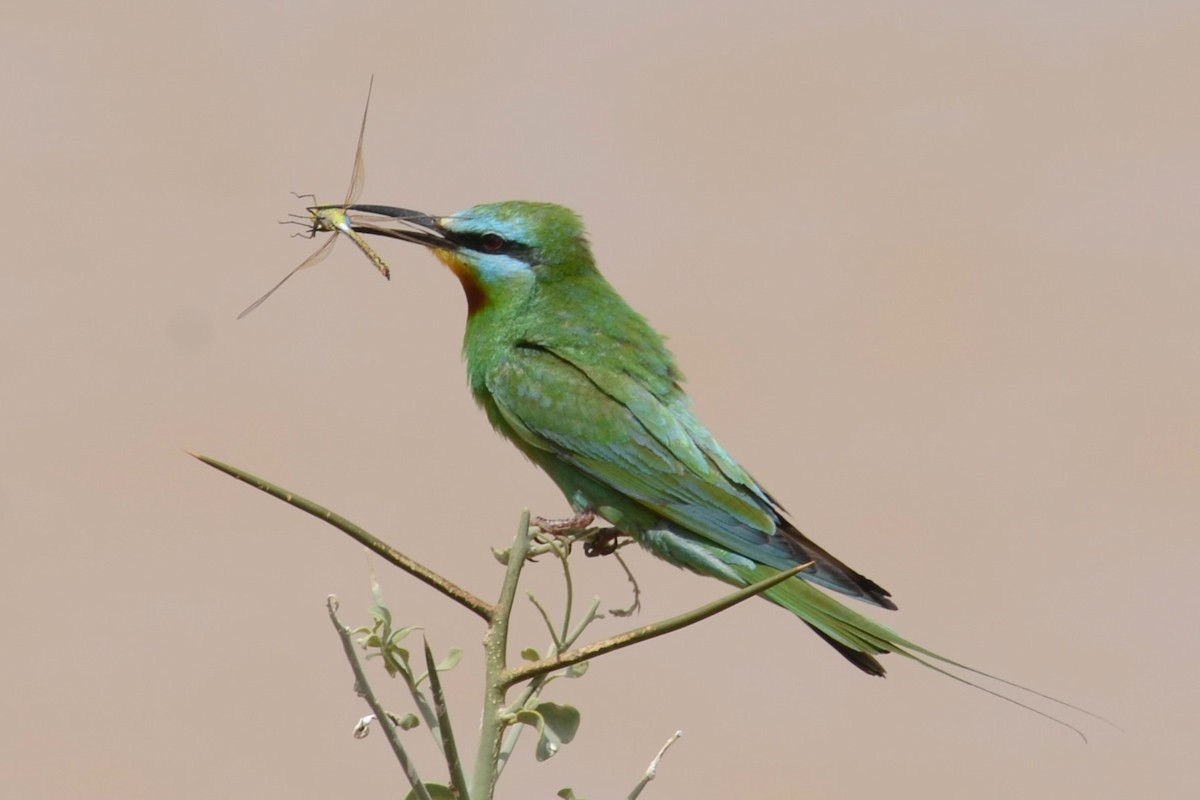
top-left (484, 342), bottom-right (891, 606)
top-left (482, 344), bottom-right (1099, 733)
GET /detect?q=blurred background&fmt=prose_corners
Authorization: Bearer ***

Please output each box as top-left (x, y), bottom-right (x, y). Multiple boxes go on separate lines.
top-left (2, 2), bottom-right (1197, 797)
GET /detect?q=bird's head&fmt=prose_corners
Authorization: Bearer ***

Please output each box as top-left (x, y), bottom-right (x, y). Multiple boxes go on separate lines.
top-left (347, 201), bottom-right (593, 314)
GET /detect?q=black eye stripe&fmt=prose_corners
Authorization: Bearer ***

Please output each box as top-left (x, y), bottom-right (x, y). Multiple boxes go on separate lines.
top-left (455, 232), bottom-right (504, 251)
top-left (454, 231), bottom-right (537, 263)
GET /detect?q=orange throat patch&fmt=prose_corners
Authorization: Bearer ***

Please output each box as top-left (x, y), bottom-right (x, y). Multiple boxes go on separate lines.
top-left (434, 249), bottom-right (487, 316)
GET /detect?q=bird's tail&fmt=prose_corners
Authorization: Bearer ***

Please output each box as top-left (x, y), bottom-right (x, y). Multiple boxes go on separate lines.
top-left (736, 561), bottom-right (1106, 740)
top-left (637, 524), bottom-right (1108, 737)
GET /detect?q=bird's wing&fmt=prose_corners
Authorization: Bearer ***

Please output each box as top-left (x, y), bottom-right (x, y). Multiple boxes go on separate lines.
top-left (489, 349), bottom-right (1097, 732)
top-left (486, 343), bottom-right (882, 599)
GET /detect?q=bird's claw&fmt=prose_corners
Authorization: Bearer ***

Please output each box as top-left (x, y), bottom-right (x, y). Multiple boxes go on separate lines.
top-left (583, 528), bottom-right (628, 557)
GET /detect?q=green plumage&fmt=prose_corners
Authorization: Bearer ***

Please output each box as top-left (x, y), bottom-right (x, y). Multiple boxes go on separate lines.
top-left (348, 200), bottom-right (1096, 726)
top-left (443, 202), bottom-right (903, 674)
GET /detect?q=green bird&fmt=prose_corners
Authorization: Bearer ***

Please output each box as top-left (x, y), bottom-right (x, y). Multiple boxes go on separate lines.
top-left (339, 200), bottom-right (1091, 729)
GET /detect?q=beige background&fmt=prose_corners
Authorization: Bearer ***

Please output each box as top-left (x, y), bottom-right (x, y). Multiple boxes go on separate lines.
top-left (3, 2), bottom-right (1197, 798)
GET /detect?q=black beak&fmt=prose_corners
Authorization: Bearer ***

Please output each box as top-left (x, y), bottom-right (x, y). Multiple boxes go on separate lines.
top-left (337, 204), bottom-right (457, 251)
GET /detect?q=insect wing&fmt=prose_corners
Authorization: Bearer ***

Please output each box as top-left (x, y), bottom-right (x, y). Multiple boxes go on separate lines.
top-left (237, 233), bottom-right (339, 319)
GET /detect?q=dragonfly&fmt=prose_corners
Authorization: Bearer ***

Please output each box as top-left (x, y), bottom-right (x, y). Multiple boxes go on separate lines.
top-left (239, 76), bottom-right (391, 319)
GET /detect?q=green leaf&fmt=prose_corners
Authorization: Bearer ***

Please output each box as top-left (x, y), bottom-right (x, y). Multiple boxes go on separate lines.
top-left (513, 708), bottom-right (543, 729)
top-left (435, 648), bottom-right (463, 672)
top-left (564, 661), bottom-right (589, 679)
top-left (388, 625), bottom-right (421, 647)
top-left (520, 647), bottom-right (541, 662)
top-left (557, 789), bottom-right (584, 800)
top-left (370, 604), bottom-right (393, 629)
top-left (397, 713), bottom-right (420, 731)
top-left (511, 703), bottom-right (582, 761)
top-left (415, 644), bottom-right (464, 686)
top-left (404, 783), bottom-right (455, 800)
top-left (529, 702), bottom-right (581, 762)
top-left (535, 701), bottom-right (580, 745)
top-left (535, 728), bottom-right (562, 761)
top-left (381, 647), bottom-right (411, 678)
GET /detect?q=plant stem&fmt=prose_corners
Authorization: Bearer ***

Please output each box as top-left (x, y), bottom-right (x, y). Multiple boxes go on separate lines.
top-left (494, 595), bottom-right (602, 777)
top-left (555, 543), bottom-right (574, 643)
top-left (326, 596), bottom-right (433, 800)
top-left (189, 452), bottom-right (495, 620)
top-left (526, 592), bottom-right (564, 652)
top-left (501, 564), bottom-right (808, 688)
top-left (399, 669), bottom-right (442, 751)
top-left (628, 731), bottom-right (682, 799)
top-left (469, 511), bottom-right (534, 800)
top-left (423, 640), bottom-right (470, 800)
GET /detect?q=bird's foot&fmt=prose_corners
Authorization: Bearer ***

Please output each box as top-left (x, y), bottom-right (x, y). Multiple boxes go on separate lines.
top-left (533, 510), bottom-right (595, 534)
top-left (524, 511), bottom-right (597, 561)
top-left (606, 547), bottom-right (642, 618)
top-left (582, 527), bottom-right (631, 557)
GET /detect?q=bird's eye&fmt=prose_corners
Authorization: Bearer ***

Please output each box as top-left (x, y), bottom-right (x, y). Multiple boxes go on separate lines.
top-left (480, 232), bottom-right (505, 252)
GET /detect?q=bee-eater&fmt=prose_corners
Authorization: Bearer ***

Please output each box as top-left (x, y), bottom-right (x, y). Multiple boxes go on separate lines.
top-left (340, 201), bottom-right (1084, 723)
